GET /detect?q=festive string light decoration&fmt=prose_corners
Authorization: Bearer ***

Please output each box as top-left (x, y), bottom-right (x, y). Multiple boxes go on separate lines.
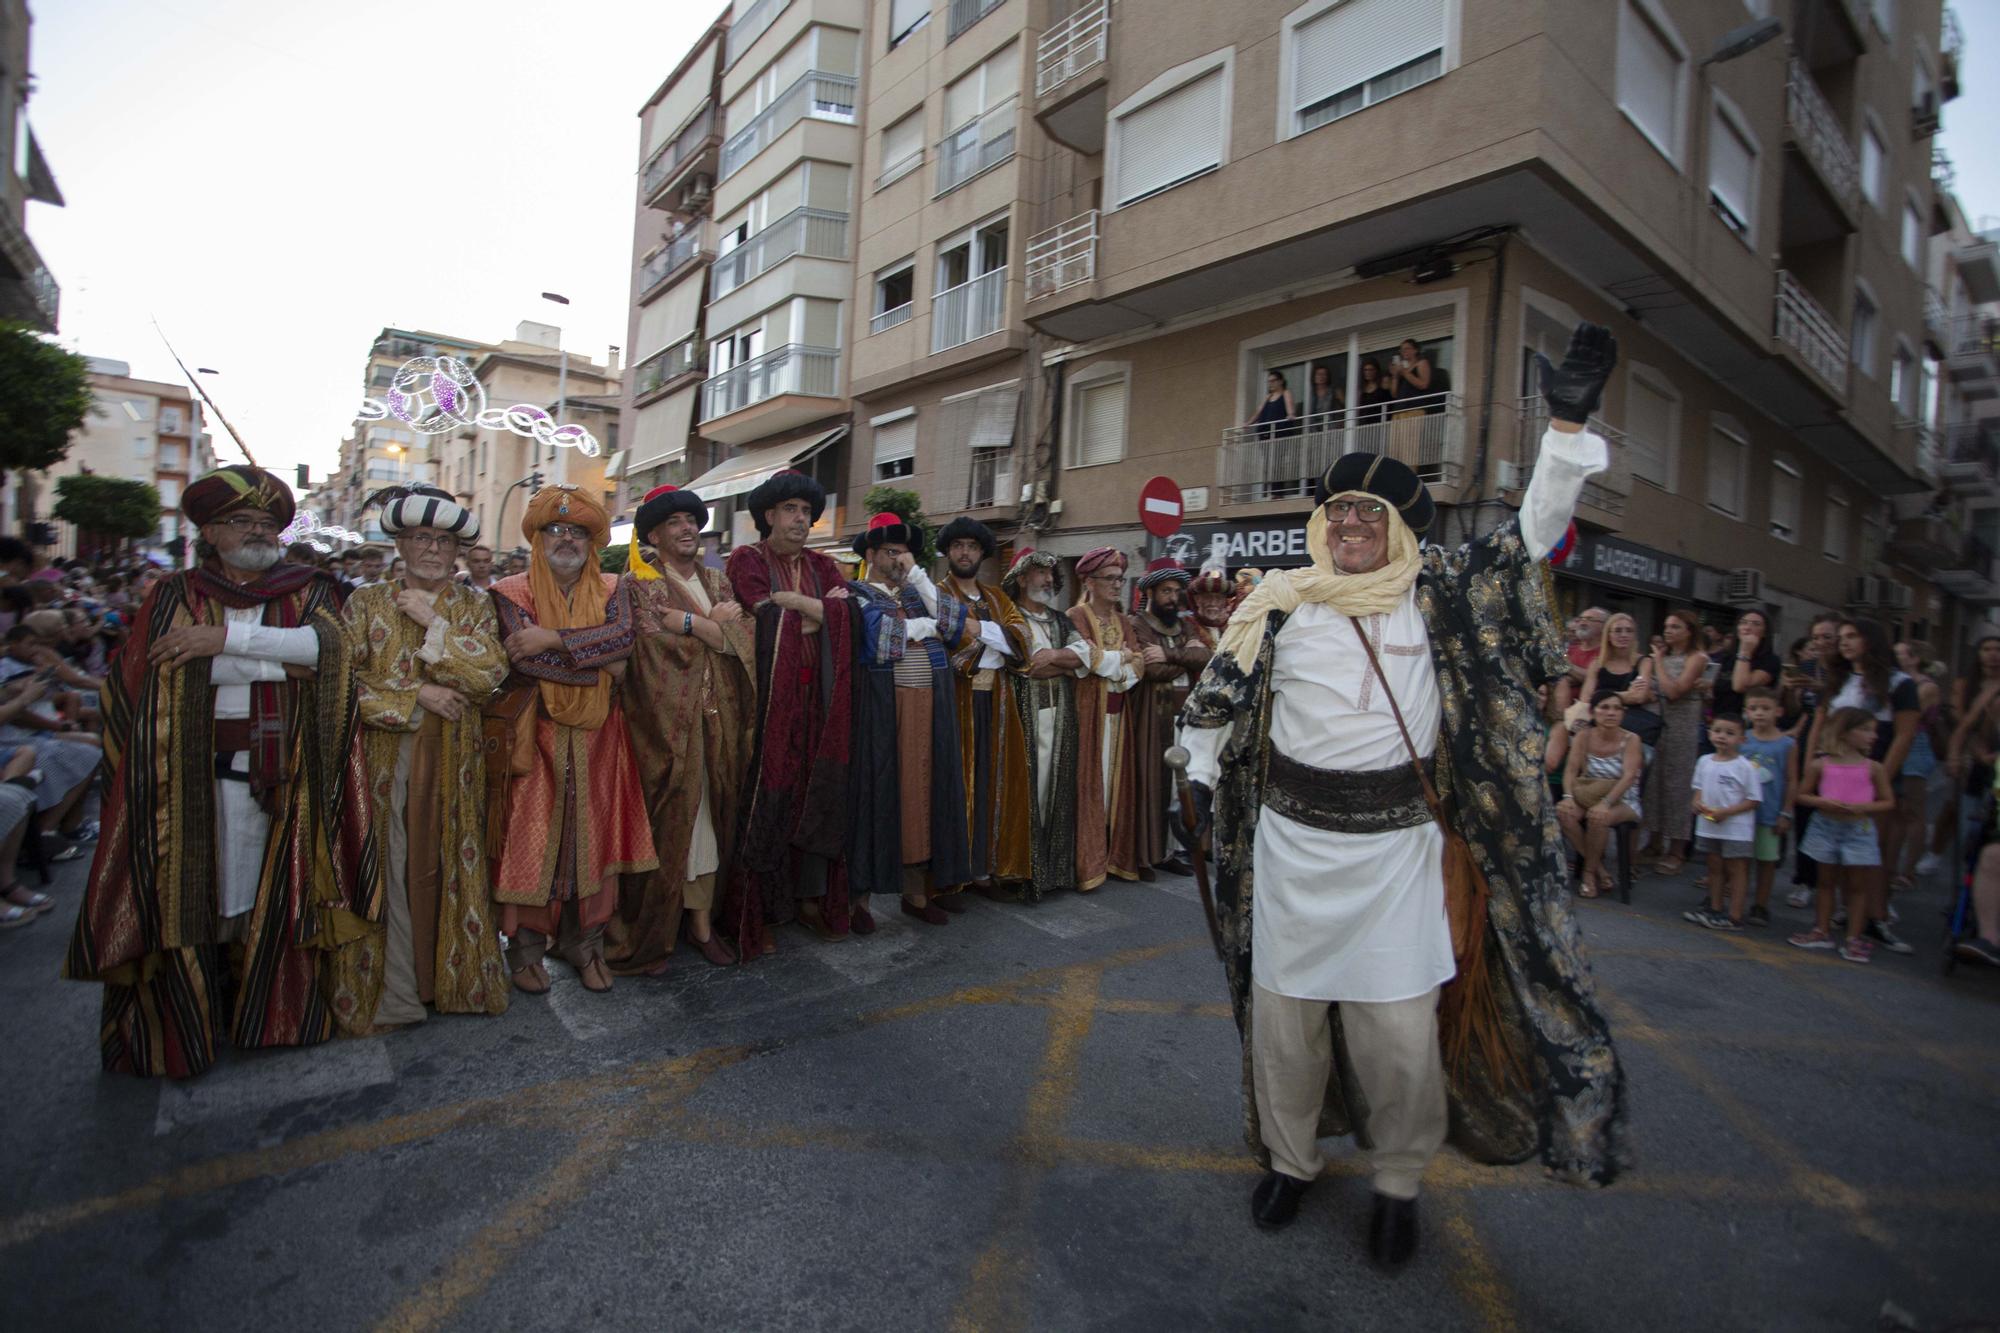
top-left (355, 354), bottom-right (601, 457)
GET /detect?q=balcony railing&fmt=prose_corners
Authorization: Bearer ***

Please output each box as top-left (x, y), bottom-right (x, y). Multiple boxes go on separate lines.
top-left (634, 337), bottom-right (704, 400)
top-left (699, 343), bottom-right (840, 421)
top-left (1938, 535), bottom-right (2000, 602)
top-left (1915, 423), bottom-right (1943, 484)
top-left (719, 71), bottom-right (858, 181)
top-left (1514, 398), bottom-right (1633, 514)
top-left (948, 0), bottom-right (1004, 41)
top-left (1786, 56), bottom-right (1860, 213)
top-left (967, 447), bottom-right (1016, 509)
top-left (1945, 422), bottom-right (2000, 495)
top-left (642, 103), bottom-right (717, 203)
top-left (725, 0), bottom-right (791, 68)
top-left (1949, 312), bottom-right (2000, 364)
top-left (639, 229), bottom-right (710, 296)
top-left (1219, 394), bottom-right (1465, 505)
top-left (711, 208), bottom-right (849, 299)
top-left (1037, 0), bottom-right (1108, 99)
top-left (1026, 211), bottom-right (1097, 300)
top-left (931, 269), bottom-right (1007, 352)
top-left (1775, 270), bottom-right (1848, 392)
top-left (870, 302), bottom-right (913, 335)
top-left (1925, 286), bottom-right (1948, 342)
top-left (1934, 145), bottom-right (1956, 192)
top-left (936, 96), bottom-right (1017, 194)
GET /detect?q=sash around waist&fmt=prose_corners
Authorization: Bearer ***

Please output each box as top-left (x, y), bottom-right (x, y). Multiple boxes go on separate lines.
top-left (1264, 749), bottom-right (1434, 835)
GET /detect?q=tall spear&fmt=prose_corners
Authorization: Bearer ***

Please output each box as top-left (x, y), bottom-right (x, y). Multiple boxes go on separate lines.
top-left (152, 320), bottom-right (259, 469)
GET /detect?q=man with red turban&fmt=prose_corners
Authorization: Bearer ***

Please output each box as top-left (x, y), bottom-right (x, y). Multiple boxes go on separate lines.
top-left (63, 465), bottom-right (378, 1077)
top-left (1069, 547), bottom-right (1143, 887)
top-left (487, 484), bottom-right (657, 995)
top-left (722, 469), bottom-right (858, 952)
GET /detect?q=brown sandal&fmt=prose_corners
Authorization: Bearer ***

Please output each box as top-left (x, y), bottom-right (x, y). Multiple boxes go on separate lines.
top-left (580, 958), bottom-right (613, 993)
top-left (510, 962), bottom-right (551, 995)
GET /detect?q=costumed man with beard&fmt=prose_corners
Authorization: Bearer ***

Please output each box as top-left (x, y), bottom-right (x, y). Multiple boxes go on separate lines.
top-left (1130, 559), bottom-right (1214, 878)
top-left (1180, 324), bottom-right (1629, 1265)
top-left (1189, 568), bottom-right (1233, 636)
top-left (845, 513), bottom-right (975, 926)
top-left (936, 517), bottom-right (1030, 903)
top-left (330, 487), bottom-right (509, 1030)
top-left (604, 485), bottom-right (756, 973)
top-left (723, 469), bottom-right (858, 951)
top-left (63, 466), bottom-right (377, 1078)
top-left (1069, 548), bottom-right (1143, 888)
top-left (488, 486), bottom-right (657, 996)
top-left (1001, 549), bottom-right (1095, 901)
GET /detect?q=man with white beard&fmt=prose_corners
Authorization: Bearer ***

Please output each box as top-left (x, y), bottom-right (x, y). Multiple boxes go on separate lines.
top-left (64, 466), bottom-right (379, 1077)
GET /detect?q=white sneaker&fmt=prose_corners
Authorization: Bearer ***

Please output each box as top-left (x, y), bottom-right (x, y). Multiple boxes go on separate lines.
top-left (1915, 853), bottom-right (1941, 877)
top-left (1786, 888), bottom-right (1811, 909)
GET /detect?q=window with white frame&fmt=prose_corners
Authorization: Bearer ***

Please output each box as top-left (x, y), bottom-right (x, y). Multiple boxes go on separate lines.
top-left (938, 44), bottom-right (1018, 193)
top-left (1707, 97), bottom-right (1757, 240)
top-left (872, 260), bottom-right (914, 333)
top-left (888, 0), bottom-right (928, 49)
top-left (1284, 0), bottom-right (1445, 138)
top-left (1065, 367), bottom-right (1128, 468)
top-left (1769, 456), bottom-right (1801, 541)
top-left (1616, 0), bottom-right (1686, 164)
top-left (1707, 416), bottom-right (1747, 516)
top-left (872, 408), bottom-right (916, 481)
top-left (879, 109), bottom-right (924, 187)
top-left (1891, 340), bottom-right (1918, 419)
top-left (1624, 367), bottom-right (1678, 490)
top-left (1901, 194), bottom-right (1924, 269)
top-left (1860, 118), bottom-right (1886, 209)
top-left (1824, 490), bottom-right (1850, 561)
top-left (1851, 286), bottom-right (1879, 378)
top-left (1109, 57), bottom-right (1229, 208)
top-left (933, 215), bottom-right (1009, 351)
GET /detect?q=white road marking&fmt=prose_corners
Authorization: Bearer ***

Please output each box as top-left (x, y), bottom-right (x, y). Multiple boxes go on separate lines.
top-left (544, 974), bottom-right (611, 1041)
top-left (153, 1040), bottom-right (395, 1135)
top-left (1002, 892), bottom-right (1130, 939)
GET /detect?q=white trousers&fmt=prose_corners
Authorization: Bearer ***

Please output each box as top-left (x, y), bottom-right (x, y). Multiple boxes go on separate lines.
top-left (1251, 981), bottom-right (1449, 1200)
top-left (216, 759), bottom-right (267, 921)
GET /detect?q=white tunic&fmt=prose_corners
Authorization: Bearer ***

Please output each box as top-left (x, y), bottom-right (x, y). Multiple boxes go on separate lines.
top-left (211, 614), bottom-right (320, 918)
top-left (1183, 426), bottom-right (1605, 1002)
top-left (665, 569), bottom-right (721, 882)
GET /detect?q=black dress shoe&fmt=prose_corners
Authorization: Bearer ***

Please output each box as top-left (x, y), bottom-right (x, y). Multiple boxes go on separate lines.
top-left (1250, 1171), bottom-right (1311, 1230)
top-left (1156, 856), bottom-right (1193, 877)
top-left (933, 892), bottom-right (970, 914)
top-left (1368, 1192), bottom-right (1419, 1268)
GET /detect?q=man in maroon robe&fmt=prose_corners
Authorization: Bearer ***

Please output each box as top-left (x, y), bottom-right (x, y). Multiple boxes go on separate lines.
top-left (722, 469), bottom-right (860, 954)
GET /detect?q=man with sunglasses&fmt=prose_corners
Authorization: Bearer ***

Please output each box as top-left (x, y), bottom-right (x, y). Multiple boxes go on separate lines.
top-left (330, 486), bottom-right (509, 1029)
top-left (64, 465), bottom-right (377, 1077)
top-left (486, 485), bottom-right (657, 997)
top-left (1180, 326), bottom-right (1631, 1264)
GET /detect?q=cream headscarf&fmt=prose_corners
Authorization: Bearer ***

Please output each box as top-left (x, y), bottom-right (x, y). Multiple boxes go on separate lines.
top-left (1216, 492), bottom-right (1424, 672)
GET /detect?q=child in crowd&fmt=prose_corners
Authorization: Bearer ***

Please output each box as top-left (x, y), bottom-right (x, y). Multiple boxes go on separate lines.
top-left (1685, 713), bottom-right (1764, 930)
top-left (1739, 687), bottom-right (1797, 927)
top-left (1788, 708), bottom-right (1896, 963)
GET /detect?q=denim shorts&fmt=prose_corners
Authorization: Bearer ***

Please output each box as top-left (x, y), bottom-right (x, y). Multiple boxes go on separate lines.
top-left (1799, 815), bottom-right (1880, 867)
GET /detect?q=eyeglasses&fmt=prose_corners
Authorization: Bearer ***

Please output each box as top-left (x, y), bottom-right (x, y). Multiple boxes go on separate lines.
top-left (1325, 499), bottom-right (1388, 523)
top-left (1090, 574), bottom-right (1127, 585)
top-left (400, 532), bottom-right (458, 551)
top-left (541, 523), bottom-right (591, 541)
top-left (217, 515), bottom-right (283, 534)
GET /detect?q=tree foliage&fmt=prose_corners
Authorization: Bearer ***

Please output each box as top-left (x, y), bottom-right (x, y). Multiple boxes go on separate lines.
top-left (862, 485), bottom-right (930, 537)
top-left (0, 323), bottom-right (92, 474)
top-left (53, 474), bottom-right (161, 541)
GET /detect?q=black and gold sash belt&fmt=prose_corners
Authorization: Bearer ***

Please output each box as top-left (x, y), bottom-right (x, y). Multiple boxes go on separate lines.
top-left (1264, 749), bottom-right (1434, 835)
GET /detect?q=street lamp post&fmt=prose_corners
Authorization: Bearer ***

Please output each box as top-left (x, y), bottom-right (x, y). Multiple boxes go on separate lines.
top-left (542, 291), bottom-right (570, 488)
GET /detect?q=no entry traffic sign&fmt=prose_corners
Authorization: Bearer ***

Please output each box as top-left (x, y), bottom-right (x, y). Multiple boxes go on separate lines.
top-left (1139, 475), bottom-right (1183, 537)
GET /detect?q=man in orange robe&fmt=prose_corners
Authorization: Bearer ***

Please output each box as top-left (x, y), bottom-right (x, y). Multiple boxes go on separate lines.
top-left (488, 485), bottom-right (657, 995)
top-left (1067, 547), bottom-right (1143, 888)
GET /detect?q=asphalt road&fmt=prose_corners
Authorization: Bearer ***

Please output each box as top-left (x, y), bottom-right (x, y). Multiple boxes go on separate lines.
top-left (2, 839), bottom-right (1996, 1332)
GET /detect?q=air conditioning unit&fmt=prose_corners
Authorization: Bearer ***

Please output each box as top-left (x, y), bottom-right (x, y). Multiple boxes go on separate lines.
top-left (1884, 582), bottom-right (1915, 612)
top-left (1725, 567), bottom-right (1765, 604)
top-left (1847, 575), bottom-right (1881, 606)
top-left (680, 174), bottom-right (713, 211)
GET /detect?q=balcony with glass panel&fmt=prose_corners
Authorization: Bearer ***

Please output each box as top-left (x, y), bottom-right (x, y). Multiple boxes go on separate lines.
top-left (931, 269), bottom-right (1006, 353)
top-left (642, 103), bottom-right (720, 211)
top-left (633, 337), bottom-right (705, 405)
top-left (638, 227), bottom-right (712, 302)
top-left (1218, 394), bottom-right (1471, 508)
top-left (718, 72), bottom-right (858, 182)
top-left (710, 208), bottom-right (849, 300)
top-left (935, 97), bottom-right (1017, 196)
top-left (698, 343), bottom-right (842, 446)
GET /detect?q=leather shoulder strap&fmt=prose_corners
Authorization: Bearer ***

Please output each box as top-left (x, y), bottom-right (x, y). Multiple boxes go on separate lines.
top-left (1348, 615), bottom-right (1443, 817)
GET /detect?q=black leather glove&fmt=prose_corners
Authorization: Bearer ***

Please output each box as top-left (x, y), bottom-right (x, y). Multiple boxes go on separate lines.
top-left (1534, 321), bottom-right (1619, 425)
top-left (1171, 781), bottom-right (1215, 851)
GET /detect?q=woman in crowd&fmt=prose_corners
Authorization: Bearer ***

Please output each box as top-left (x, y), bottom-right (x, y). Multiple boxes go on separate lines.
top-left (1580, 612), bottom-right (1660, 747)
top-left (1557, 691), bottom-right (1644, 898)
top-left (1305, 363), bottom-right (1343, 424)
top-left (1886, 641), bottom-right (1944, 891)
top-left (1710, 609), bottom-right (1781, 725)
top-left (1243, 370), bottom-right (1299, 438)
top-left (1647, 608), bottom-right (1708, 876)
top-left (1354, 357), bottom-right (1393, 425)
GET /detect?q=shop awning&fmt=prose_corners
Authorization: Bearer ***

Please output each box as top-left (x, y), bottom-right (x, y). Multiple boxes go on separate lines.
top-left (684, 425), bottom-right (846, 502)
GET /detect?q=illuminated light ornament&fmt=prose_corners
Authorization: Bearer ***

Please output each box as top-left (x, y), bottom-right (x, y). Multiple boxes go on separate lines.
top-left (358, 355), bottom-right (601, 457)
top-left (278, 511), bottom-right (321, 546)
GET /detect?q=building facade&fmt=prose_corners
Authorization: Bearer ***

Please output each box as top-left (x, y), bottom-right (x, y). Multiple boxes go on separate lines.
top-left (0, 0), bottom-right (60, 333)
top-left (631, 0), bottom-right (1988, 657)
top-left (39, 360), bottom-right (201, 559)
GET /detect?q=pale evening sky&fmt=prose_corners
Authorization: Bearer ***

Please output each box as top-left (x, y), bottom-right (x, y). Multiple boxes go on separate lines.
top-left (19, 2), bottom-right (2000, 487)
top-left (27, 0), bottom-right (717, 483)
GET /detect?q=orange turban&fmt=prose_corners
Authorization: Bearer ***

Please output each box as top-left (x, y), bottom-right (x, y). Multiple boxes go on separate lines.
top-left (522, 484), bottom-right (614, 730)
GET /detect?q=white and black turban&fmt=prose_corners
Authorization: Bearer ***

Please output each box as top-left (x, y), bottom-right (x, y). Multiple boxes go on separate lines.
top-left (376, 485), bottom-right (480, 542)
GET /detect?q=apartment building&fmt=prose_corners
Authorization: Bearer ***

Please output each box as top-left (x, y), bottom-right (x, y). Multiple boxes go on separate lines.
top-left (634, 0), bottom-right (1981, 652)
top-left (325, 327), bottom-right (495, 538)
top-left (0, 0), bottom-right (60, 333)
top-left (42, 360), bottom-right (201, 559)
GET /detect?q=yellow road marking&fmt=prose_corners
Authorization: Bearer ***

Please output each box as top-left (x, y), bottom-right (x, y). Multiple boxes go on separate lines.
top-left (1438, 1194), bottom-right (1521, 1333)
